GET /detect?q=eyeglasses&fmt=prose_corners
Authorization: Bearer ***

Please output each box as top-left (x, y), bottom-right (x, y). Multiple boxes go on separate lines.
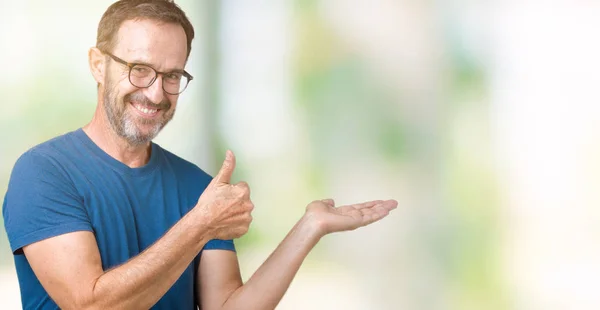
top-left (102, 51), bottom-right (193, 95)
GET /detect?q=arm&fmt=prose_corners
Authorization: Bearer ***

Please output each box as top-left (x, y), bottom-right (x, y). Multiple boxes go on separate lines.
top-left (24, 150), bottom-right (253, 309)
top-left (198, 215), bottom-right (320, 310)
top-left (24, 207), bottom-right (212, 310)
top-left (198, 199), bottom-right (398, 310)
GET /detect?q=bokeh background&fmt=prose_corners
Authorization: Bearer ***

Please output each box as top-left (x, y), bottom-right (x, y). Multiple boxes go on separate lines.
top-left (2, 0), bottom-right (600, 309)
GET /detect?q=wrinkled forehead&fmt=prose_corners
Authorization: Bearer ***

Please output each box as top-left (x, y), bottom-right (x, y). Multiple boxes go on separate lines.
top-left (113, 19), bottom-right (188, 71)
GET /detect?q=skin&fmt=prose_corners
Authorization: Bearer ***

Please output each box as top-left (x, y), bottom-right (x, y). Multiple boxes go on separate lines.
top-left (21, 18), bottom-right (398, 310)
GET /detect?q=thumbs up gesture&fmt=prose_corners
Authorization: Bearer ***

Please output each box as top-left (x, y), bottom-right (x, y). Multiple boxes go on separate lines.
top-left (196, 150), bottom-right (254, 240)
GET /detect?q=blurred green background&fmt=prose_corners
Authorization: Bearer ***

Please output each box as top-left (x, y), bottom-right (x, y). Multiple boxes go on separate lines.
top-left (3, 1), bottom-right (600, 309)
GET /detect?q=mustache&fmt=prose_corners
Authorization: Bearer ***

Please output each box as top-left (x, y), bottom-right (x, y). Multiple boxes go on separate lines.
top-left (124, 92), bottom-right (171, 110)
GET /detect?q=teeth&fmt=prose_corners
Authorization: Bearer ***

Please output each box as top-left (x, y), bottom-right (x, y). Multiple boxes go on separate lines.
top-left (134, 103), bottom-right (158, 115)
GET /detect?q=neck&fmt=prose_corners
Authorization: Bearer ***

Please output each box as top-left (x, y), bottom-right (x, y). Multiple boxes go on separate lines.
top-left (83, 96), bottom-right (151, 168)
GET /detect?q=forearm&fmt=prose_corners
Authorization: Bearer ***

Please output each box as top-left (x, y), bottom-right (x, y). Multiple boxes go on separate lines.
top-left (87, 208), bottom-right (212, 309)
top-left (223, 215), bottom-right (323, 310)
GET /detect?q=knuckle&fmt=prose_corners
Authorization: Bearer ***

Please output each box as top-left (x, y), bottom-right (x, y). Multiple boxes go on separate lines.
top-left (238, 182), bottom-right (251, 196)
top-left (235, 227), bottom-right (246, 237)
top-left (236, 181), bottom-right (249, 190)
top-left (234, 188), bottom-right (246, 198)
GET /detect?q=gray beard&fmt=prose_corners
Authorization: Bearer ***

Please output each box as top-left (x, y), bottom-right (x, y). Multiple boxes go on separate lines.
top-left (103, 83), bottom-right (172, 146)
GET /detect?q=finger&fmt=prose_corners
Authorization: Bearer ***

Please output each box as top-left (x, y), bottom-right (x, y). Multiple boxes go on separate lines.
top-left (357, 210), bottom-right (378, 226)
top-left (361, 204), bottom-right (389, 223)
top-left (336, 200), bottom-right (380, 214)
top-left (380, 199), bottom-right (398, 210)
top-left (342, 200), bottom-right (384, 211)
top-left (246, 201), bottom-right (255, 213)
top-left (211, 150), bottom-right (236, 185)
top-left (320, 199), bottom-right (335, 207)
top-left (373, 205), bottom-right (391, 217)
top-left (359, 207), bottom-right (378, 217)
top-left (234, 181), bottom-right (251, 198)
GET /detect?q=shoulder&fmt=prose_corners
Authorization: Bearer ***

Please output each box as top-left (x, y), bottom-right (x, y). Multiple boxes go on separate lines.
top-left (4, 132), bottom-right (91, 254)
top-left (11, 131), bottom-right (79, 179)
top-left (6, 131), bottom-right (84, 216)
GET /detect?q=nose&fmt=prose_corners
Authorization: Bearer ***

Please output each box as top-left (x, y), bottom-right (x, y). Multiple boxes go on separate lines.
top-left (144, 75), bottom-right (165, 105)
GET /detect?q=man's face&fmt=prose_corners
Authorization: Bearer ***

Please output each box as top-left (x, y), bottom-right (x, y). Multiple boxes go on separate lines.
top-left (102, 19), bottom-right (188, 146)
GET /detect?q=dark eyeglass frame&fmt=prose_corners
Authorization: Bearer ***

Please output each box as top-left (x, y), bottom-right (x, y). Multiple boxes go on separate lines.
top-left (102, 51), bottom-right (193, 95)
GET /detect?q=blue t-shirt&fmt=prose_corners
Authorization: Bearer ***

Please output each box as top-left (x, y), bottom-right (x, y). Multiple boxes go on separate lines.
top-left (2, 129), bottom-right (235, 309)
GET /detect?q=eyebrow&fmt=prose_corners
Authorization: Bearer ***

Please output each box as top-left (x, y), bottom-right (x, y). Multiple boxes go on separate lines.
top-left (129, 59), bottom-right (185, 73)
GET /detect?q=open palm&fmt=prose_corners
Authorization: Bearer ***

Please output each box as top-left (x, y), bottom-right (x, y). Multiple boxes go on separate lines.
top-left (306, 199), bottom-right (398, 235)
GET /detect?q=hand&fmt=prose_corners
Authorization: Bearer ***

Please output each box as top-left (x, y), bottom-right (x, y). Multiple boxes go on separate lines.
top-left (304, 199), bottom-right (398, 236)
top-left (195, 150), bottom-right (254, 240)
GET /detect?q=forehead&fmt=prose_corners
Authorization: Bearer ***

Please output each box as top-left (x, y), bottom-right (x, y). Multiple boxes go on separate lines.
top-left (113, 19), bottom-right (188, 70)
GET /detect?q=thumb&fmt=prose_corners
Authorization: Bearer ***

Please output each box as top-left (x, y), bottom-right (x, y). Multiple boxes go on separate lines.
top-left (321, 198), bottom-right (335, 207)
top-left (211, 150), bottom-right (236, 185)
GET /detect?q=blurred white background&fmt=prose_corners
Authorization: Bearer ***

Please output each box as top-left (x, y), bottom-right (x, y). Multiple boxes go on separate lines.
top-left (1, 0), bottom-right (600, 309)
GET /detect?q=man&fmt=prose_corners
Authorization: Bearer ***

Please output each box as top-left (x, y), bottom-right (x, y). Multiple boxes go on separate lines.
top-left (2, 0), bottom-right (398, 309)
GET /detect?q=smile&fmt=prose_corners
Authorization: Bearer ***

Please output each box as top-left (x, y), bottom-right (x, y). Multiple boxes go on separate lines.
top-left (131, 102), bottom-right (160, 116)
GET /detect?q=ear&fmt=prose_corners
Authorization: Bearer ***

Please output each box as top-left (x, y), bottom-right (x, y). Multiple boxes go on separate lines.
top-left (89, 47), bottom-right (106, 85)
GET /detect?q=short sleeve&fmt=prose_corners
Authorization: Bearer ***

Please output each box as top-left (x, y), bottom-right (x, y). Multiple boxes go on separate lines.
top-left (2, 150), bottom-right (93, 254)
top-left (203, 239), bottom-right (236, 252)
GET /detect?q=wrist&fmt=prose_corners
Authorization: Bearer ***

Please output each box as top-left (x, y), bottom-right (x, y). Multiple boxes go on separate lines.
top-left (189, 204), bottom-right (217, 241)
top-left (300, 212), bottom-right (327, 240)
